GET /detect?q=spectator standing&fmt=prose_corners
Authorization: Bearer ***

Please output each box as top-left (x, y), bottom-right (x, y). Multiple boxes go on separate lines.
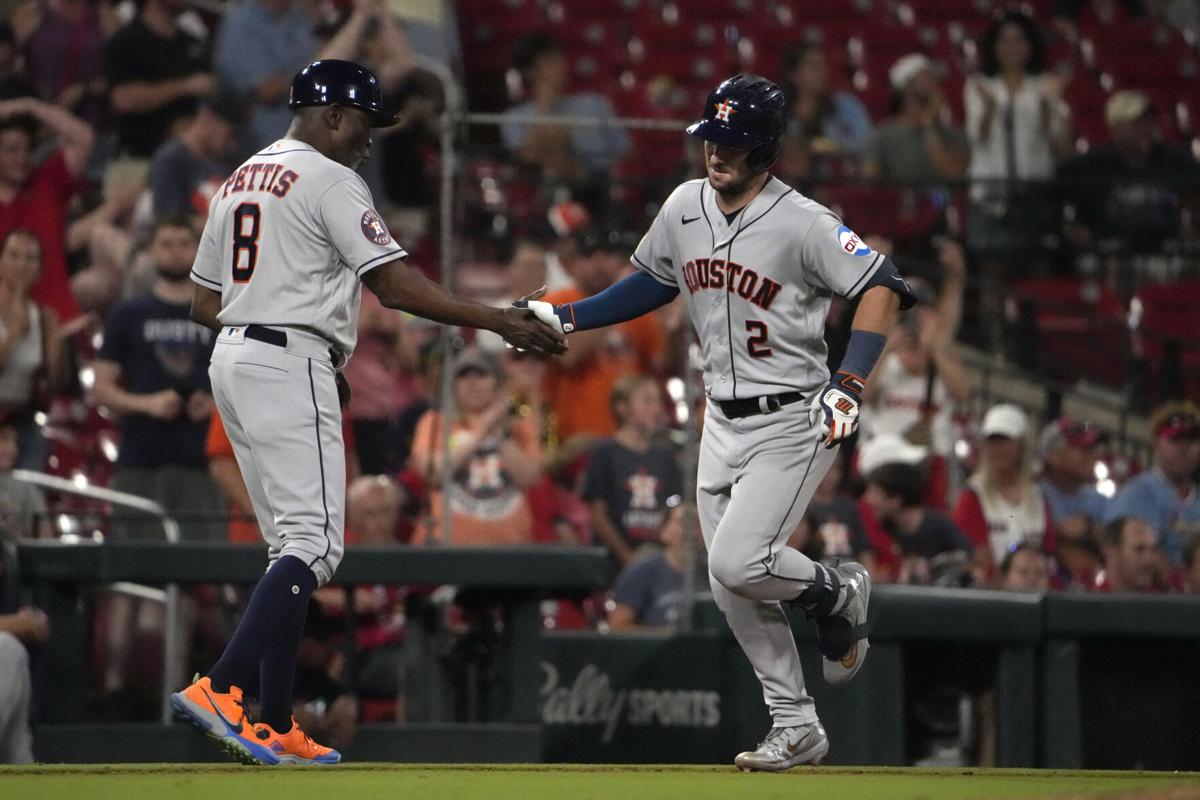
top-left (93, 218), bottom-right (220, 541)
top-left (1039, 417), bottom-right (1109, 536)
top-left (1057, 90), bottom-right (1200, 254)
top-left (954, 404), bottom-right (1055, 575)
top-left (0, 230), bottom-right (67, 469)
top-left (863, 53), bottom-right (969, 183)
top-left (583, 374), bottom-right (683, 568)
top-left (1094, 516), bottom-right (1167, 592)
top-left (543, 229), bottom-right (664, 444)
top-left (409, 348), bottom-right (542, 546)
top-left (860, 238), bottom-right (969, 508)
top-left (148, 93), bottom-right (244, 219)
top-left (607, 502), bottom-right (706, 631)
top-left (104, 0), bottom-right (213, 159)
top-left (214, 0), bottom-right (319, 151)
top-left (500, 32), bottom-right (629, 213)
top-left (964, 9), bottom-right (1070, 255)
top-left (20, 0), bottom-right (111, 126)
top-left (0, 414), bottom-right (50, 538)
top-left (0, 96), bottom-right (93, 322)
top-left (1104, 402), bottom-right (1200, 567)
top-left (860, 461), bottom-right (973, 586)
top-left (782, 44), bottom-right (872, 161)
top-left (998, 542), bottom-right (1050, 591)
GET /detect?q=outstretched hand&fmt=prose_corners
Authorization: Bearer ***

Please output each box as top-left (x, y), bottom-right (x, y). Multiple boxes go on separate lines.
top-left (497, 286), bottom-right (568, 355)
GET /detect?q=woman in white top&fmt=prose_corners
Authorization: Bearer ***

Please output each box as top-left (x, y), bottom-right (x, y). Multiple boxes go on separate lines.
top-left (965, 9), bottom-right (1072, 251)
top-left (0, 230), bottom-right (66, 470)
top-left (953, 404), bottom-right (1055, 581)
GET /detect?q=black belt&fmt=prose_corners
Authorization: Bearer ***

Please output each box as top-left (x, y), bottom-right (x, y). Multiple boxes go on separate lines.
top-left (244, 324), bottom-right (287, 347)
top-left (243, 324), bottom-right (345, 367)
top-left (717, 391), bottom-right (805, 419)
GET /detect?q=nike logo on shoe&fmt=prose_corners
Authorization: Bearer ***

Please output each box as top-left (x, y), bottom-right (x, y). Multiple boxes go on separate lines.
top-left (840, 642), bottom-right (859, 669)
top-left (200, 686), bottom-right (243, 735)
top-left (681, 215), bottom-right (700, 225)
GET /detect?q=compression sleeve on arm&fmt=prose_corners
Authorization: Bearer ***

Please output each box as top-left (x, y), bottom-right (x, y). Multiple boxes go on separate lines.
top-left (555, 269), bottom-right (680, 332)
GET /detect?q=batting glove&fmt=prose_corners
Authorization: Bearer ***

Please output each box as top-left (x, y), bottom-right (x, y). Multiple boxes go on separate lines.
top-left (808, 371), bottom-right (865, 449)
top-left (511, 298), bottom-right (570, 335)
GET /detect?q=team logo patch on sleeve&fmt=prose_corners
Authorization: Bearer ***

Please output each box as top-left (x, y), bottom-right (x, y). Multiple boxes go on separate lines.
top-left (836, 225), bottom-right (872, 257)
top-left (360, 210), bottom-right (392, 245)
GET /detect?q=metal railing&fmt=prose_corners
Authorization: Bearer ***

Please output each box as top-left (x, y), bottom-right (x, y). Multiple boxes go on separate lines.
top-left (12, 469), bottom-right (183, 724)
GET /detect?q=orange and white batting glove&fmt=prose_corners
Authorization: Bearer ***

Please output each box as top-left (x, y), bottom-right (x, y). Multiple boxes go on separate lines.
top-left (808, 371), bottom-right (865, 449)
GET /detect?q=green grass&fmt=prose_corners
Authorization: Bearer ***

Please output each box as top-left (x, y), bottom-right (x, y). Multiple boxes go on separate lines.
top-left (1, 765), bottom-right (1198, 800)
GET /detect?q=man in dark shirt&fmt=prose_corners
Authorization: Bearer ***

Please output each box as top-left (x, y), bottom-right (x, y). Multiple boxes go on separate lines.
top-left (149, 93), bottom-right (244, 218)
top-left (860, 462), bottom-right (973, 585)
top-left (1057, 90), bottom-right (1200, 253)
top-left (93, 217), bottom-right (219, 540)
top-left (104, 0), bottom-right (213, 158)
top-left (582, 375), bottom-right (683, 566)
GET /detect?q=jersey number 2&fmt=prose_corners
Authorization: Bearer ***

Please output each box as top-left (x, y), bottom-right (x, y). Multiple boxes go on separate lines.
top-left (232, 203), bottom-right (261, 283)
top-left (745, 320), bottom-right (772, 358)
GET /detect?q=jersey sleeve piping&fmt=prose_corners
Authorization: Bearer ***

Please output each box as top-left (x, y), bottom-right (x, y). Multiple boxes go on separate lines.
top-left (844, 252), bottom-right (883, 300)
top-left (631, 253), bottom-right (676, 287)
top-left (190, 269), bottom-right (222, 290)
top-left (355, 248), bottom-right (408, 277)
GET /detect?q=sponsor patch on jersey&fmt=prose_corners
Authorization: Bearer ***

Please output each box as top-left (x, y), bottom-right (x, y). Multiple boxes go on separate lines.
top-left (360, 210), bottom-right (392, 245)
top-left (836, 225), bottom-right (872, 257)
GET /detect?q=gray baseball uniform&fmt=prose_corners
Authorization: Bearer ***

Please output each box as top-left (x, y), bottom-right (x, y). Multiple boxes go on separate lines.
top-left (633, 176), bottom-right (881, 725)
top-left (192, 138), bottom-right (406, 585)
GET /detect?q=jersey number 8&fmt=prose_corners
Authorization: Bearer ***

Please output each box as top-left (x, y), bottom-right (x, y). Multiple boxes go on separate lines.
top-left (232, 203), bottom-right (262, 283)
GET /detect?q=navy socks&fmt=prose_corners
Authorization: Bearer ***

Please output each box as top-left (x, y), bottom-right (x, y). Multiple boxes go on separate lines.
top-left (209, 555), bottom-right (318, 695)
top-left (257, 593), bottom-right (310, 733)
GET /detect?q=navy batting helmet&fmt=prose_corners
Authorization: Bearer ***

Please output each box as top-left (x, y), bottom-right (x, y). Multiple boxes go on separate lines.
top-left (687, 74), bottom-right (787, 173)
top-left (288, 60), bottom-right (399, 127)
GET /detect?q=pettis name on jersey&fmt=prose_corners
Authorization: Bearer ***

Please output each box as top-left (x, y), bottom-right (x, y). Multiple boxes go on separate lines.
top-left (219, 163), bottom-right (299, 199)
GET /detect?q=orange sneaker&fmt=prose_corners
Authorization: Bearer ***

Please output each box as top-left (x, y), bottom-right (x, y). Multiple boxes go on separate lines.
top-left (170, 674), bottom-right (280, 765)
top-left (252, 718), bottom-right (342, 765)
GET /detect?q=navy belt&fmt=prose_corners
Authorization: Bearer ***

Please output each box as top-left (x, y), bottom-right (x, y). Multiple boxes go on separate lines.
top-left (244, 324), bottom-right (287, 347)
top-left (717, 391), bottom-right (805, 419)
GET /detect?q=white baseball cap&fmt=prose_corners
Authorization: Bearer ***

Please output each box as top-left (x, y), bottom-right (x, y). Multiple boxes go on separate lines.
top-left (982, 404), bottom-right (1029, 440)
top-left (858, 433), bottom-right (929, 477)
top-left (889, 53), bottom-right (934, 91)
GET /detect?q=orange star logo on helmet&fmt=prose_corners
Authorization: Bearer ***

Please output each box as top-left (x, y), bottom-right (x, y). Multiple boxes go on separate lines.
top-left (714, 100), bottom-right (737, 121)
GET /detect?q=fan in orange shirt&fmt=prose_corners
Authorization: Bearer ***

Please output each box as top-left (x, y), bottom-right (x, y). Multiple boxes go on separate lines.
top-left (543, 229), bottom-right (665, 445)
top-left (409, 347), bottom-right (542, 546)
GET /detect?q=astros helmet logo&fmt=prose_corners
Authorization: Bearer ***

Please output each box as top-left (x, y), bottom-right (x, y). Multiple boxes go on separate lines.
top-left (714, 100), bottom-right (737, 122)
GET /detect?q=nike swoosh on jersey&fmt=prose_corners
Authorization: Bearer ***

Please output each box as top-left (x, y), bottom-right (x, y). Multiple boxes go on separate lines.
top-left (681, 215), bottom-right (700, 225)
top-left (201, 686), bottom-right (243, 735)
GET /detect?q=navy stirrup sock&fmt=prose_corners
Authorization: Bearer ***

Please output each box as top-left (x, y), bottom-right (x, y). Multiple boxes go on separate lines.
top-left (209, 555), bottom-right (318, 694)
top-left (258, 595), bottom-right (310, 733)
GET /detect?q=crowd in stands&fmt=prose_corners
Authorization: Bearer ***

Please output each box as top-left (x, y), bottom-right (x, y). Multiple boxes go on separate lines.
top-left (0, 0), bottom-right (1198, 748)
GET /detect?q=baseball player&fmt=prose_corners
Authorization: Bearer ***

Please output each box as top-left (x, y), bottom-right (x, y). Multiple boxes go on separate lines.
top-left (170, 59), bottom-right (565, 766)
top-left (518, 75), bottom-right (915, 770)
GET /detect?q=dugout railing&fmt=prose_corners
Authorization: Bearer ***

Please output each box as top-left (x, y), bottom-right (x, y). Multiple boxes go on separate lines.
top-left (7, 539), bottom-right (1200, 768)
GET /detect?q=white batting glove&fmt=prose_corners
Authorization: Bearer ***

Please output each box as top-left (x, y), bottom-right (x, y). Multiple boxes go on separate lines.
top-left (507, 292), bottom-right (571, 351)
top-left (808, 372), bottom-right (865, 449)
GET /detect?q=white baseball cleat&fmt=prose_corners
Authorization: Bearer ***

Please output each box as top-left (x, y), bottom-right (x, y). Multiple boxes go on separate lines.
top-left (817, 562), bottom-right (871, 686)
top-left (734, 722), bottom-right (829, 772)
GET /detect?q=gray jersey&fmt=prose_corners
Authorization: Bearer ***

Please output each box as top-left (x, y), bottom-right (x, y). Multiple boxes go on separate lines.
top-left (191, 138), bottom-right (407, 356)
top-left (633, 177), bottom-right (882, 401)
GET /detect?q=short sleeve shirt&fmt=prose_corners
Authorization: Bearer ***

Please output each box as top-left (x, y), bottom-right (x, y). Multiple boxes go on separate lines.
top-left (582, 439), bottom-right (683, 546)
top-left (632, 177), bottom-right (883, 400)
top-left (97, 294), bottom-right (216, 468)
top-left (191, 139), bottom-right (407, 356)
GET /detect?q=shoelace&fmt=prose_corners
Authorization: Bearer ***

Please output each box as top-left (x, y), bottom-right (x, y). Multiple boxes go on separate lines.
top-left (756, 727), bottom-right (790, 752)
